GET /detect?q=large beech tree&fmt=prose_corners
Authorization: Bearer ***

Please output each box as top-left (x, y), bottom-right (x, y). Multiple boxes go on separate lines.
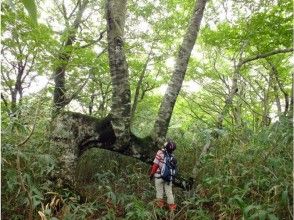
top-left (50, 0), bottom-right (208, 189)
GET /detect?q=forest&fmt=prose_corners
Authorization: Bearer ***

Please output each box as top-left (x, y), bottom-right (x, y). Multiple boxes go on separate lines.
top-left (1, 0), bottom-right (293, 219)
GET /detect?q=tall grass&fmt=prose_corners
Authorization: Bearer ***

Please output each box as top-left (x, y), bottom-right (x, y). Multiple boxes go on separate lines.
top-left (2, 100), bottom-right (292, 219)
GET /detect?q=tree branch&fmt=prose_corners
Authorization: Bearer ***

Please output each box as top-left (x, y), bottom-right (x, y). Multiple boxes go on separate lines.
top-left (131, 44), bottom-right (154, 118)
top-left (240, 48), bottom-right (293, 66)
top-left (1, 93), bottom-right (9, 109)
top-left (80, 30), bottom-right (106, 48)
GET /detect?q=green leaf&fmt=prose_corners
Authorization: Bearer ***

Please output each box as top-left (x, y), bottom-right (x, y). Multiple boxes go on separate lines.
top-left (248, 210), bottom-right (267, 220)
top-left (281, 188), bottom-right (288, 205)
top-left (229, 195), bottom-right (245, 209)
top-left (268, 214), bottom-right (279, 220)
top-left (21, 0), bottom-right (37, 23)
top-left (244, 205), bottom-right (260, 217)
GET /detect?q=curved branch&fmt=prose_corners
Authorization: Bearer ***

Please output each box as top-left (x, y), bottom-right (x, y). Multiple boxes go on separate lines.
top-left (80, 30), bottom-right (106, 48)
top-left (240, 48), bottom-right (293, 66)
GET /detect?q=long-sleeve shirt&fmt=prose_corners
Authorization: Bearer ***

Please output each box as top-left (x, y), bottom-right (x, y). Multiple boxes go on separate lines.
top-left (150, 149), bottom-right (165, 177)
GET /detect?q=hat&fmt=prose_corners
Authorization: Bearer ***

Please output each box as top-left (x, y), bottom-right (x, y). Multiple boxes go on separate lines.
top-left (164, 140), bottom-right (176, 152)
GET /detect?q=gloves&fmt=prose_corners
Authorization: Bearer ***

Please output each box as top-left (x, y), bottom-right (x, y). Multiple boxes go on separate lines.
top-left (150, 163), bottom-right (159, 175)
top-left (149, 163), bottom-right (159, 181)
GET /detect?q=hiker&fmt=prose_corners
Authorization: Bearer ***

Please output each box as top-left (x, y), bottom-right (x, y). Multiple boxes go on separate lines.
top-left (149, 140), bottom-right (177, 211)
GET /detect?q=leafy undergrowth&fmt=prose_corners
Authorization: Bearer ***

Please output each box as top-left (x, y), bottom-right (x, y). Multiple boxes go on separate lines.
top-left (192, 118), bottom-right (293, 220)
top-left (2, 112), bottom-right (293, 219)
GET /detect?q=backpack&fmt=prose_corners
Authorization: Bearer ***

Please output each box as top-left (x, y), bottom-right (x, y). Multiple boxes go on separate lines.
top-left (160, 150), bottom-right (177, 183)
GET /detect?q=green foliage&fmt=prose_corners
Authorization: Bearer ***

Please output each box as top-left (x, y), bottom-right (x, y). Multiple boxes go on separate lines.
top-left (1, 0), bottom-right (293, 219)
top-left (194, 118), bottom-right (293, 219)
top-left (20, 0), bottom-right (37, 23)
top-left (1, 99), bottom-right (56, 219)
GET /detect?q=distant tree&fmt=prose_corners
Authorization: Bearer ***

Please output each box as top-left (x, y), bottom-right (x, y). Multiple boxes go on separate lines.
top-left (1, 4), bottom-right (55, 116)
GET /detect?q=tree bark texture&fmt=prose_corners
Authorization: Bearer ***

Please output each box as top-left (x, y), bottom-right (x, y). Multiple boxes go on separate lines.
top-left (106, 0), bottom-right (131, 150)
top-left (53, 0), bottom-right (89, 114)
top-left (269, 62), bottom-right (289, 115)
top-left (50, 112), bottom-right (193, 190)
top-left (152, 0), bottom-right (207, 143)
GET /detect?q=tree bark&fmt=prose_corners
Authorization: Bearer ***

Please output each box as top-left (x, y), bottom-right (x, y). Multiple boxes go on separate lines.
top-left (240, 48), bottom-right (293, 65)
top-left (153, 0), bottom-right (208, 143)
top-left (106, 0), bottom-right (131, 150)
top-left (261, 74), bottom-right (272, 126)
top-left (53, 0), bottom-right (89, 115)
top-left (131, 48), bottom-right (153, 119)
top-left (216, 66), bottom-right (240, 131)
top-left (269, 62), bottom-right (289, 115)
top-left (50, 112), bottom-right (193, 190)
top-left (272, 77), bottom-right (282, 115)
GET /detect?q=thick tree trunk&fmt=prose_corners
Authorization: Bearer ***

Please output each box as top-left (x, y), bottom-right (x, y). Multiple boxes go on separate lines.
top-left (50, 112), bottom-right (192, 190)
top-left (152, 0), bottom-right (208, 143)
top-left (106, 0), bottom-right (131, 150)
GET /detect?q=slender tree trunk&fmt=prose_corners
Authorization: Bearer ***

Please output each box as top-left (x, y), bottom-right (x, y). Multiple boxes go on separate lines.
top-left (153, 0), bottom-right (208, 143)
top-left (10, 61), bottom-right (25, 116)
top-left (53, 0), bottom-right (89, 115)
top-left (131, 48), bottom-right (153, 119)
top-left (215, 49), bottom-right (293, 131)
top-left (269, 62), bottom-right (289, 115)
top-left (106, 0), bottom-right (131, 150)
top-left (261, 74), bottom-right (272, 126)
top-left (11, 90), bottom-right (17, 114)
top-left (232, 83), bottom-right (244, 127)
top-left (216, 67), bottom-right (240, 131)
top-left (196, 48), bottom-right (293, 166)
top-left (272, 79), bottom-right (282, 115)
top-left (289, 73), bottom-right (294, 119)
top-left (89, 93), bottom-right (95, 115)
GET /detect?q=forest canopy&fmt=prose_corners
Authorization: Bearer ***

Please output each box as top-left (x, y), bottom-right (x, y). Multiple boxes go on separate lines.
top-left (1, 0), bottom-right (293, 219)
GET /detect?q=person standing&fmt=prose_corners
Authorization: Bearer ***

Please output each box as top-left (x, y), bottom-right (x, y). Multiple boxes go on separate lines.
top-left (149, 140), bottom-right (177, 211)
